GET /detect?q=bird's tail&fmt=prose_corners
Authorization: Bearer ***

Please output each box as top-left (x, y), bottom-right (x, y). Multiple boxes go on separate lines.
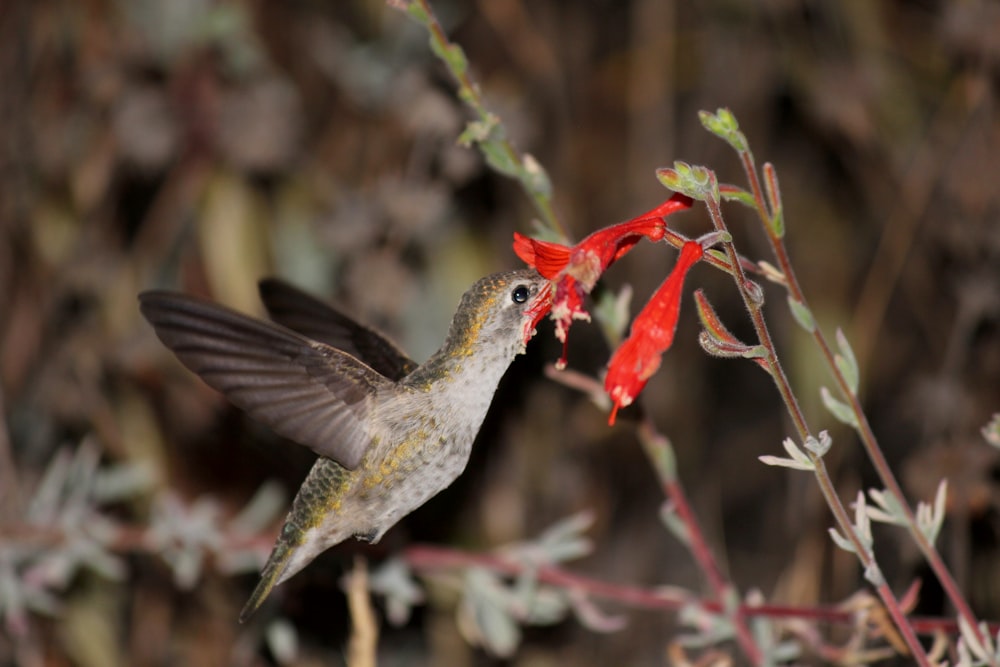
top-left (239, 527), bottom-right (299, 623)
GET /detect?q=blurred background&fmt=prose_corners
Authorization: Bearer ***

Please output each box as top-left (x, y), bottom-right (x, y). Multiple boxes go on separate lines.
top-left (1, 0), bottom-right (999, 664)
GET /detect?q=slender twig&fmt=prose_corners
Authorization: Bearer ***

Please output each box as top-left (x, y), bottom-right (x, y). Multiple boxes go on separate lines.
top-left (700, 172), bottom-right (933, 665)
top-left (394, 0), bottom-right (567, 240)
top-left (737, 150), bottom-right (993, 662)
top-left (403, 544), bottom-right (995, 637)
top-left (635, 419), bottom-right (764, 665)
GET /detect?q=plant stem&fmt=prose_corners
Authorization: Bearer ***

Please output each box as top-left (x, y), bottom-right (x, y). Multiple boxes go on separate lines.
top-left (404, 545), bottom-right (987, 646)
top-left (738, 153), bottom-right (994, 663)
top-left (401, 0), bottom-right (568, 240)
top-left (636, 419), bottom-right (764, 666)
top-left (700, 172), bottom-right (933, 666)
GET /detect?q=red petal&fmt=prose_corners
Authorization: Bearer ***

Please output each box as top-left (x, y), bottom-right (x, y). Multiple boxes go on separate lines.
top-left (603, 241), bottom-right (703, 422)
top-left (638, 193), bottom-right (694, 221)
top-left (512, 232), bottom-right (572, 279)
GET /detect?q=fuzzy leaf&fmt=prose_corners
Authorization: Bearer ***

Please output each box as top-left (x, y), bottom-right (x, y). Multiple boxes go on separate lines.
top-left (866, 488), bottom-right (907, 526)
top-left (698, 108), bottom-right (748, 153)
top-left (659, 501), bottom-right (691, 546)
top-left (429, 38), bottom-right (467, 77)
top-left (568, 589), bottom-right (627, 633)
top-left (787, 295), bottom-right (816, 333)
top-left (698, 331), bottom-right (767, 361)
top-left (828, 527), bottom-right (856, 553)
top-left (521, 153), bottom-right (552, 199)
top-left (820, 387), bottom-right (859, 427)
top-left (758, 455), bottom-right (813, 471)
top-left (863, 562), bottom-right (885, 587)
top-left (803, 431), bottom-right (832, 458)
top-left (757, 261), bottom-right (787, 286)
top-left (916, 480), bottom-right (948, 546)
top-left (852, 491), bottom-right (873, 549)
top-left (762, 163), bottom-right (784, 238)
top-left (834, 328), bottom-right (860, 396)
top-left (718, 184), bottom-right (757, 209)
top-left (481, 141), bottom-right (519, 177)
top-left (593, 284), bottom-right (632, 348)
top-left (656, 162), bottom-right (718, 202)
top-left (706, 248), bottom-right (729, 267)
top-left (981, 413), bottom-right (1000, 449)
top-left (404, 2), bottom-right (429, 23)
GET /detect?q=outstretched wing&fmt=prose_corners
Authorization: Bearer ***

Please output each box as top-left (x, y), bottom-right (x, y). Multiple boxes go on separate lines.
top-left (258, 278), bottom-right (417, 381)
top-left (139, 291), bottom-right (393, 470)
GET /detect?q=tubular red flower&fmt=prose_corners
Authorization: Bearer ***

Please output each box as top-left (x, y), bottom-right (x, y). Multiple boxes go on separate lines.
top-left (605, 241), bottom-right (704, 425)
top-left (513, 193), bottom-right (693, 368)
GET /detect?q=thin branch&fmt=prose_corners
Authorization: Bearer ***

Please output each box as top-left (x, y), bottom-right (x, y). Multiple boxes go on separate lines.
top-left (635, 419), bottom-right (764, 666)
top-left (737, 146), bottom-right (994, 663)
top-left (700, 171), bottom-right (933, 666)
top-left (403, 544), bottom-right (992, 637)
top-left (393, 0), bottom-right (567, 239)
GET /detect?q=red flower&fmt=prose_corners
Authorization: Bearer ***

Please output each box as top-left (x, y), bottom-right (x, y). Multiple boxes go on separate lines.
top-left (604, 241), bottom-right (704, 425)
top-left (513, 193), bottom-right (693, 367)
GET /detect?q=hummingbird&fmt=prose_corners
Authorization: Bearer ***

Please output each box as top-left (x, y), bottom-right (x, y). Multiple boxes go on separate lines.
top-left (138, 269), bottom-right (550, 621)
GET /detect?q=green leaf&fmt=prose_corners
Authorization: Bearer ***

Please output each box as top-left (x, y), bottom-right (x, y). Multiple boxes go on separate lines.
top-left (981, 413), bottom-right (1000, 449)
top-left (521, 153), bottom-right (552, 199)
top-left (404, 2), bottom-right (429, 23)
top-left (828, 527), bottom-right (855, 553)
top-left (863, 562), bottom-right (885, 587)
top-left (659, 502), bottom-right (690, 545)
top-left (458, 115), bottom-right (502, 147)
top-left (429, 39), bottom-right (468, 77)
top-left (866, 488), bottom-right (907, 526)
top-left (762, 163), bottom-right (785, 238)
top-left (718, 185), bottom-right (757, 209)
top-left (758, 455), bottom-right (813, 471)
top-left (655, 162), bottom-right (717, 202)
top-left (697, 331), bottom-right (766, 362)
top-left (916, 480), bottom-right (948, 546)
top-left (758, 437), bottom-right (814, 471)
top-left (803, 431), bottom-right (832, 458)
top-left (768, 206), bottom-right (784, 239)
top-left (820, 386), bottom-right (859, 427)
top-left (697, 108), bottom-right (748, 153)
top-left (834, 328), bottom-right (859, 396)
top-left (786, 295), bottom-right (815, 333)
top-left (482, 141), bottom-right (520, 177)
top-left (706, 248), bottom-right (729, 266)
top-left (593, 284), bottom-right (632, 347)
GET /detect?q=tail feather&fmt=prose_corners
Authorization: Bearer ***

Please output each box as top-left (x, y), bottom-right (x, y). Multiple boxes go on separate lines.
top-left (239, 535), bottom-right (297, 622)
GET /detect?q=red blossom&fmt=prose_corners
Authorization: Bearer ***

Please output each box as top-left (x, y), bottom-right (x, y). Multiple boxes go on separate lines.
top-left (604, 241), bottom-right (704, 425)
top-left (513, 193), bottom-right (693, 367)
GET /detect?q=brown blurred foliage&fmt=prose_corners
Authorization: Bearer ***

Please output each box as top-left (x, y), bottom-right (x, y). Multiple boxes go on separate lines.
top-left (1, 0), bottom-right (1000, 664)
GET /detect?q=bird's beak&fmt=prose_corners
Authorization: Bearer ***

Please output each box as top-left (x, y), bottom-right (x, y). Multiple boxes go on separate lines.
top-left (522, 281), bottom-right (553, 344)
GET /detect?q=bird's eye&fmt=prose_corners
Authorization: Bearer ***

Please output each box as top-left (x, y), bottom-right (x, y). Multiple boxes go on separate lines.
top-left (511, 285), bottom-right (530, 304)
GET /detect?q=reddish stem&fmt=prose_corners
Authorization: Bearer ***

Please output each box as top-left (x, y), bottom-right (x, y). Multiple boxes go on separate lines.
top-left (403, 544), bottom-right (995, 636)
top-left (635, 419), bottom-right (764, 665)
top-left (738, 150), bottom-right (994, 663)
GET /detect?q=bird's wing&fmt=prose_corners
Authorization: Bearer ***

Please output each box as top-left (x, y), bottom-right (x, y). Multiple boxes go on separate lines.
top-left (258, 278), bottom-right (418, 381)
top-left (139, 291), bottom-right (393, 470)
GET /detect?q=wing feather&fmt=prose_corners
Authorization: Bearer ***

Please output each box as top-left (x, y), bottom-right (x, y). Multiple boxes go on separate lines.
top-left (258, 278), bottom-right (417, 380)
top-left (139, 291), bottom-right (392, 470)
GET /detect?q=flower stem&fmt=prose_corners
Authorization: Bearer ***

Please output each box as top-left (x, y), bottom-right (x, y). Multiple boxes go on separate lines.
top-left (700, 171), bottom-right (933, 666)
top-left (636, 419), bottom-right (765, 666)
top-left (737, 151), bottom-right (994, 664)
top-left (398, 0), bottom-right (568, 240)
